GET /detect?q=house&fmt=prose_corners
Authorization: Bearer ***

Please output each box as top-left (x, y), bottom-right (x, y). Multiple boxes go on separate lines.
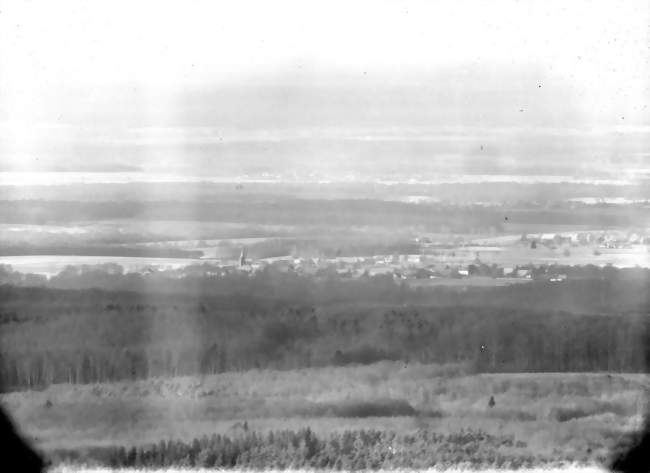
top-left (295, 259), bottom-right (318, 275)
top-left (413, 268), bottom-right (433, 279)
top-left (406, 254), bottom-right (423, 264)
top-left (353, 268), bottom-right (369, 278)
top-left (313, 258), bottom-right (332, 270)
top-left (336, 256), bottom-right (359, 265)
top-left (268, 258), bottom-right (294, 272)
top-left (516, 269), bottom-right (532, 279)
top-left (433, 264), bottom-right (454, 278)
top-left (402, 268), bottom-right (422, 279)
top-left (367, 266), bottom-right (395, 277)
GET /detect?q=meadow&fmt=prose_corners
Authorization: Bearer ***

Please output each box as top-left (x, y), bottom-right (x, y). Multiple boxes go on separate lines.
top-left (3, 362), bottom-right (647, 469)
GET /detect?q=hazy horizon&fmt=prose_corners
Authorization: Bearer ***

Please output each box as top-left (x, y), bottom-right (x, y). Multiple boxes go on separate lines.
top-left (1, 1), bottom-right (648, 181)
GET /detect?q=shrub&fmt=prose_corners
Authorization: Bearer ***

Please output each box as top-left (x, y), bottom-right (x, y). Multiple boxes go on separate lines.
top-left (548, 400), bottom-right (628, 422)
top-left (331, 346), bottom-right (401, 366)
top-left (549, 406), bottom-right (591, 422)
top-left (487, 408), bottom-right (536, 422)
top-left (322, 398), bottom-right (417, 418)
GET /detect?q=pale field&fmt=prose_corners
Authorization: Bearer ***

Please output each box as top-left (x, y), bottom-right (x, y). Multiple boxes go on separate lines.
top-left (0, 255), bottom-right (201, 276)
top-left (421, 244), bottom-right (650, 269)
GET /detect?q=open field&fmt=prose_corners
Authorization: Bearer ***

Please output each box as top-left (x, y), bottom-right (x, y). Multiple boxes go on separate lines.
top-left (2, 239), bottom-right (649, 279)
top-left (420, 244), bottom-right (650, 269)
top-left (2, 246), bottom-right (648, 280)
top-left (0, 255), bottom-right (202, 276)
top-left (405, 277), bottom-right (533, 288)
top-left (3, 363), bottom-right (648, 468)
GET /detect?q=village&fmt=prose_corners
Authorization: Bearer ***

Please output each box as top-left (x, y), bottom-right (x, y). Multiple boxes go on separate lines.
top-left (207, 229), bottom-right (650, 285)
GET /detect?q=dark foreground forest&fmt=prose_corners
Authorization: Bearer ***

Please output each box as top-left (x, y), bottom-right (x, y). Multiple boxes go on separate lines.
top-left (1, 264), bottom-right (649, 391)
top-left (49, 427), bottom-right (563, 470)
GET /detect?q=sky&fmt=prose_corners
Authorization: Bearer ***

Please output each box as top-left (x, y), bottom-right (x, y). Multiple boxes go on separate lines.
top-left (0, 0), bottom-right (648, 178)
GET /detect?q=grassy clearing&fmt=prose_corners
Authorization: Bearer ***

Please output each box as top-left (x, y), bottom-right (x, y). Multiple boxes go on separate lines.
top-left (2, 363), bottom-right (647, 467)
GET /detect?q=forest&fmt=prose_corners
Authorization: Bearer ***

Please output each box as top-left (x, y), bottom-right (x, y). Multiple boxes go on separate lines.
top-left (1, 264), bottom-right (649, 390)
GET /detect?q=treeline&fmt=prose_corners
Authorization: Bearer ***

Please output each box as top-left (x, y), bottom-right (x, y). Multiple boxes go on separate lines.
top-left (48, 428), bottom-right (551, 470)
top-left (1, 277), bottom-right (649, 389)
top-left (0, 263), bottom-right (408, 302)
top-left (1, 305), bottom-right (646, 389)
top-left (1, 262), bottom-right (650, 313)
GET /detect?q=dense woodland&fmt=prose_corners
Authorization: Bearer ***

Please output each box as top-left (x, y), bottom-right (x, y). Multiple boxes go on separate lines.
top-left (1, 265), bottom-right (649, 390)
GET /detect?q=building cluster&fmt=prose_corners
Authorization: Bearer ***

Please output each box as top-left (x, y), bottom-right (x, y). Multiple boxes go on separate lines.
top-left (233, 253), bottom-right (539, 282)
top-left (191, 230), bottom-right (650, 284)
top-left (522, 231), bottom-right (650, 249)
top-left (419, 230), bottom-right (650, 249)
